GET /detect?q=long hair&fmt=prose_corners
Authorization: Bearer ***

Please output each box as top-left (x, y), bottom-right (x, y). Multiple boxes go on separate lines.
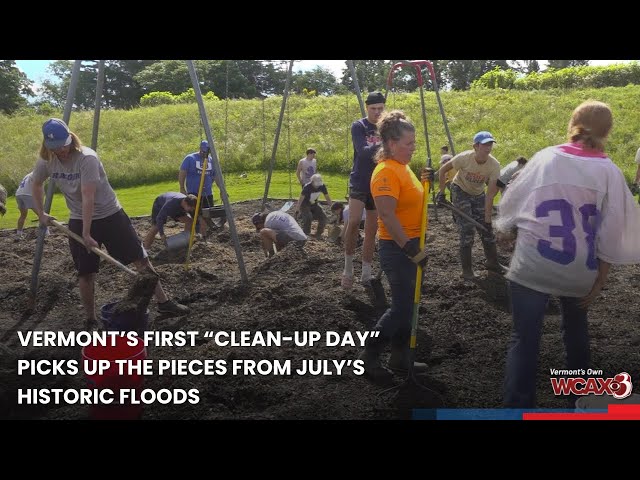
top-left (38, 131), bottom-right (83, 161)
top-left (567, 100), bottom-right (612, 151)
top-left (374, 110), bottom-right (415, 163)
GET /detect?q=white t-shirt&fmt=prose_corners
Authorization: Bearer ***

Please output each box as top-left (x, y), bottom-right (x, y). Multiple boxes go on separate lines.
top-left (342, 205), bottom-right (365, 225)
top-left (16, 172), bottom-right (34, 196)
top-left (298, 157), bottom-right (317, 186)
top-left (496, 143), bottom-right (640, 297)
top-left (265, 211), bottom-right (308, 241)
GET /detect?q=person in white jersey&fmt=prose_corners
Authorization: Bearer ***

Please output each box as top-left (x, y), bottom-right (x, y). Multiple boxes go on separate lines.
top-left (296, 148), bottom-right (317, 189)
top-left (496, 100), bottom-right (640, 408)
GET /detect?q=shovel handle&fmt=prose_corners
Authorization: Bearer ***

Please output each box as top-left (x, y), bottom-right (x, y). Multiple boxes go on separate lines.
top-left (50, 220), bottom-right (138, 276)
top-left (438, 200), bottom-right (491, 234)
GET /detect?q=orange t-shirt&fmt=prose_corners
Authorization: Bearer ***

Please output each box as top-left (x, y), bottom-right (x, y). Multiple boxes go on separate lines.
top-left (370, 159), bottom-right (425, 241)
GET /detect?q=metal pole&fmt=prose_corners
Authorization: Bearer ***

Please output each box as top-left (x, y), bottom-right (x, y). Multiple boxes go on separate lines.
top-left (91, 60), bottom-right (105, 151)
top-left (261, 60), bottom-right (294, 210)
top-left (30, 60), bottom-right (82, 298)
top-left (417, 78), bottom-right (437, 221)
top-left (347, 60), bottom-right (365, 117)
top-left (426, 63), bottom-right (456, 156)
top-left (186, 60), bottom-right (248, 284)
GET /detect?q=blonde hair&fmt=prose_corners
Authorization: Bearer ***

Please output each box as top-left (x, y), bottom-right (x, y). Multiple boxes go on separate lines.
top-left (567, 100), bottom-right (612, 151)
top-left (38, 131), bottom-right (83, 161)
top-left (374, 110), bottom-right (415, 163)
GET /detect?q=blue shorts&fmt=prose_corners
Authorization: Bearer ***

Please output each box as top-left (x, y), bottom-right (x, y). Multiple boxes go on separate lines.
top-left (348, 188), bottom-right (376, 211)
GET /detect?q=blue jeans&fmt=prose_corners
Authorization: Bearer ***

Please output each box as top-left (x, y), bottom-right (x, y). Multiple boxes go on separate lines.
top-left (503, 281), bottom-right (590, 408)
top-left (375, 238), bottom-right (420, 347)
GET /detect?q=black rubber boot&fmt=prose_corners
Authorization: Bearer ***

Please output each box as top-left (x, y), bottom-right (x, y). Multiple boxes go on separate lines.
top-left (482, 241), bottom-right (507, 274)
top-left (358, 335), bottom-right (393, 383)
top-left (460, 245), bottom-right (477, 280)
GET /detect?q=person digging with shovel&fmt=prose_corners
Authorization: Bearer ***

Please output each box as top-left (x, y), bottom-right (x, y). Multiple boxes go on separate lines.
top-left (436, 131), bottom-right (505, 280)
top-left (32, 118), bottom-right (190, 329)
top-left (358, 110), bottom-right (431, 383)
top-left (251, 211), bottom-right (307, 257)
top-left (143, 192), bottom-right (198, 250)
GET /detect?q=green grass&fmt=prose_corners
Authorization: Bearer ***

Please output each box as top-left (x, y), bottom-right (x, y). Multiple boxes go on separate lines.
top-left (3, 87), bottom-right (640, 194)
top-left (0, 170), bottom-right (352, 230)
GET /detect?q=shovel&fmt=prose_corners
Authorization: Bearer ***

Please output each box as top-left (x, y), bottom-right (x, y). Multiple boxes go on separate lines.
top-left (280, 200), bottom-right (294, 212)
top-left (438, 199), bottom-right (492, 235)
top-left (50, 220), bottom-right (159, 320)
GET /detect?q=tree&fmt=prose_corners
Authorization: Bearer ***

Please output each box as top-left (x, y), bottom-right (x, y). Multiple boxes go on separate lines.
top-left (508, 60), bottom-right (540, 74)
top-left (134, 60), bottom-right (289, 99)
top-left (546, 60), bottom-right (590, 69)
top-left (340, 60), bottom-right (392, 92)
top-left (0, 60), bottom-right (34, 114)
top-left (133, 60), bottom-right (192, 96)
top-left (291, 67), bottom-right (339, 95)
top-left (440, 60), bottom-right (510, 90)
top-left (103, 60), bottom-right (158, 109)
top-left (40, 60), bottom-right (160, 110)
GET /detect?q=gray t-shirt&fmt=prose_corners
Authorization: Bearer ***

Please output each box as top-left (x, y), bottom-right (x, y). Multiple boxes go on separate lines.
top-left (265, 211), bottom-right (307, 241)
top-left (33, 146), bottom-right (121, 220)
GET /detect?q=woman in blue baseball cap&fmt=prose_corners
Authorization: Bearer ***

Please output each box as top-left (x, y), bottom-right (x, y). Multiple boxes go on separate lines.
top-left (32, 118), bottom-right (190, 327)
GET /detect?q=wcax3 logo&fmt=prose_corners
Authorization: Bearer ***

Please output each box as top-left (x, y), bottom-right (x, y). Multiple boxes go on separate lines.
top-left (549, 369), bottom-right (633, 399)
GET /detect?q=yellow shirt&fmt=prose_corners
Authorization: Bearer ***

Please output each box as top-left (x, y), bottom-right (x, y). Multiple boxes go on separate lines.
top-left (371, 159), bottom-right (424, 241)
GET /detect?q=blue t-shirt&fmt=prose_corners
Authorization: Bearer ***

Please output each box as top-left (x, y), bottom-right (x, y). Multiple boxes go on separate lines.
top-left (154, 192), bottom-right (188, 235)
top-left (349, 118), bottom-right (381, 194)
top-left (180, 152), bottom-right (216, 196)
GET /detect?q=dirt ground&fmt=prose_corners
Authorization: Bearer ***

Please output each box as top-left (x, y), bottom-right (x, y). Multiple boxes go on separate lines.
top-left (1, 199), bottom-right (638, 420)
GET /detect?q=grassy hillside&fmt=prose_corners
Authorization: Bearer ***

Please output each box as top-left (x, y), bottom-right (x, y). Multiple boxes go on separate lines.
top-left (2, 86), bottom-right (640, 194)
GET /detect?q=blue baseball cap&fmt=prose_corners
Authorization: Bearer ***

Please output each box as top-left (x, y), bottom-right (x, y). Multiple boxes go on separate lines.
top-left (42, 118), bottom-right (72, 149)
top-left (473, 131), bottom-right (496, 145)
top-left (200, 140), bottom-right (209, 151)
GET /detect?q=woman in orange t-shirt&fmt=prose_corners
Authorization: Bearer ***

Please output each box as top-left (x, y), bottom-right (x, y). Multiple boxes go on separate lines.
top-left (357, 110), bottom-right (429, 382)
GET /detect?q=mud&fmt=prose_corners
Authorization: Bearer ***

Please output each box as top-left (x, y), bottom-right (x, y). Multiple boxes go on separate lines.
top-left (0, 199), bottom-right (638, 419)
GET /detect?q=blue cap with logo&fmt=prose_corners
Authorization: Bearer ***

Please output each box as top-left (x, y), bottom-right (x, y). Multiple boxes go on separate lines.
top-left (200, 140), bottom-right (209, 151)
top-left (473, 131), bottom-right (496, 145)
top-left (42, 118), bottom-right (72, 149)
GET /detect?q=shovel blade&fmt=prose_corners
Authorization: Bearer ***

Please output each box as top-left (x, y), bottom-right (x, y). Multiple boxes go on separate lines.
top-left (280, 201), bottom-right (294, 212)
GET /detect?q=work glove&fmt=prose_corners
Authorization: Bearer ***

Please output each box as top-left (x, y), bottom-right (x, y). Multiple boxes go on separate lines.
top-left (402, 242), bottom-right (428, 268)
top-left (435, 191), bottom-right (447, 205)
top-left (421, 167), bottom-right (435, 183)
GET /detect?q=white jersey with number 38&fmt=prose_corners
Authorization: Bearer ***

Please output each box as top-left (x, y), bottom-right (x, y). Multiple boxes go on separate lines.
top-left (497, 143), bottom-right (640, 297)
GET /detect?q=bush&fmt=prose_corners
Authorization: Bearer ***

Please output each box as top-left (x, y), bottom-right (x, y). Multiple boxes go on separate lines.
top-left (140, 91), bottom-right (176, 107)
top-left (473, 63), bottom-right (640, 91)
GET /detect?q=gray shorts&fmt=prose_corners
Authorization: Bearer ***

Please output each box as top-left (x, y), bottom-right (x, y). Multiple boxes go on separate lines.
top-left (16, 195), bottom-right (34, 210)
